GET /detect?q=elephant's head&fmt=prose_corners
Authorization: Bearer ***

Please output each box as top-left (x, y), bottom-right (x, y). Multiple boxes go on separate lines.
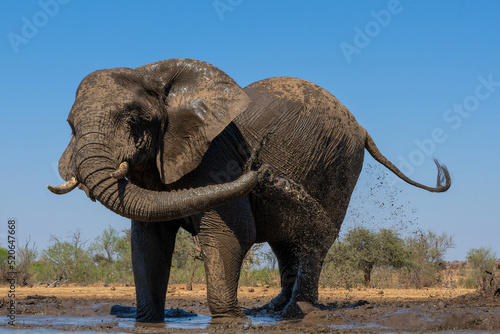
top-left (48, 59), bottom-right (258, 222)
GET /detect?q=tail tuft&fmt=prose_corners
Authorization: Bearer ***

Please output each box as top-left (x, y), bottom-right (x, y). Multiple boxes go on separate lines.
top-left (433, 158), bottom-right (451, 192)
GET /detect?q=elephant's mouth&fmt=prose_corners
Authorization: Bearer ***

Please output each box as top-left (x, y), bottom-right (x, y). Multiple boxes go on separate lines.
top-left (78, 161), bottom-right (130, 202)
top-left (78, 182), bottom-right (96, 201)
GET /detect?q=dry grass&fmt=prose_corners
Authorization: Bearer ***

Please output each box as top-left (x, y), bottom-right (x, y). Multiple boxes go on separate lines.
top-left (0, 283), bottom-right (474, 305)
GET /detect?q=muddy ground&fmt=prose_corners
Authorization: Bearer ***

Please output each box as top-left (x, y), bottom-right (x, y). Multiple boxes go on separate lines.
top-left (1, 284), bottom-right (499, 333)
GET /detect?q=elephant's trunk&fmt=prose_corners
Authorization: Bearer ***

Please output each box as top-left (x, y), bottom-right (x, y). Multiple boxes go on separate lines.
top-left (73, 138), bottom-right (261, 222)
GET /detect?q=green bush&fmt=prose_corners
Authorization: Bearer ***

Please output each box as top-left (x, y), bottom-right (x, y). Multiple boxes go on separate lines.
top-left (239, 268), bottom-right (279, 287)
top-left (90, 227), bottom-right (133, 284)
top-left (321, 228), bottom-right (455, 289)
top-left (461, 247), bottom-right (498, 289)
top-left (322, 226), bottom-right (409, 288)
top-left (169, 265), bottom-right (205, 284)
top-left (31, 259), bottom-right (55, 283)
top-left (41, 237), bottom-right (95, 283)
top-left (0, 246), bottom-right (9, 282)
top-left (458, 274), bottom-right (478, 289)
top-left (400, 230), bottom-right (454, 288)
top-left (169, 229), bottom-right (204, 286)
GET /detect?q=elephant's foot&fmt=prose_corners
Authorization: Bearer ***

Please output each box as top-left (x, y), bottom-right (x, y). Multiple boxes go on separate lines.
top-left (281, 300), bottom-right (319, 319)
top-left (135, 303), bottom-right (165, 323)
top-left (134, 306), bottom-right (198, 323)
top-left (280, 299), bottom-right (371, 319)
top-left (135, 304), bottom-right (166, 323)
top-left (210, 311), bottom-right (249, 325)
top-left (211, 306), bottom-right (247, 319)
top-left (244, 292), bottom-right (291, 316)
top-left (136, 314), bottom-right (165, 323)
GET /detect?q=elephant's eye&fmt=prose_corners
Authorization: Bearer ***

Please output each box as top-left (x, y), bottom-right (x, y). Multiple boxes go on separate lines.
top-left (129, 114), bottom-right (140, 125)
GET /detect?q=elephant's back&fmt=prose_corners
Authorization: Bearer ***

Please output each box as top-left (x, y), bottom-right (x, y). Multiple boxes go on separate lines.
top-left (243, 77), bottom-right (356, 122)
top-left (236, 77), bottom-right (365, 182)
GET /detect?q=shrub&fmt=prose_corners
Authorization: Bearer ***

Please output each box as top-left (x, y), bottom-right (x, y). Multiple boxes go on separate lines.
top-left (461, 247), bottom-right (498, 289)
top-left (323, 226), bottom-right (408, 288)
top-left (401, 230), bottom-right (454, 288)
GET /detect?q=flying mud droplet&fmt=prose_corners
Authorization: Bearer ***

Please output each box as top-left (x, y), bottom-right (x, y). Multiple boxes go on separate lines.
top-left (343, 161), bottom-right (419, 236)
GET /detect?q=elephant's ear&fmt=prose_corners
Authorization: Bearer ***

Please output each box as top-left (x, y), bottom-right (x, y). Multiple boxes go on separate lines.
top-left (139, 59), bottom-right (251, 185)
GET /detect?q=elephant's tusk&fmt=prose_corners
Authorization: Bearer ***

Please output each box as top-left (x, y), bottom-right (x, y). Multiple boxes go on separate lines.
top-left (110, 161), bottom-right (129, 179)
top-left (47, 177), bottom-right (79, 195)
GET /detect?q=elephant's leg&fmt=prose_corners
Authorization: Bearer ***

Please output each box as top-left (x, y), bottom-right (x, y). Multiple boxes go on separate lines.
top-left (279, 204), bottom-right (337, 317)
top-left (198, 199), bottom-right (255, 318)
top-left (280, 242), bottom-right (331, 317)
top-left (131, 220), bottom-right (180, 322)
top-left (281, 186), bottom-right (346, 317)
top-left (263, 241), bottom-right (300, 311)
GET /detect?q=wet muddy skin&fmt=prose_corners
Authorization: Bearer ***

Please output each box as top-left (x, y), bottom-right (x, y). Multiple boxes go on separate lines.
top-left (1, 286), bottom-right (499, 333)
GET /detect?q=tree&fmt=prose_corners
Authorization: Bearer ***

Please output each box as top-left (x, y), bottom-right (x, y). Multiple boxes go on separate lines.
top-left (16, 237), bottom-right (38, 286)
top-left (377, 228), bottom-right (409, 269)
top-left (171, 229), bottom-right (204, 287)
top-left (241, 243), bottom-right (264, 280)
top-left (404, 230), bottom-right (454, 288)
top-left (343, 227), bottom-right (379, 287)
top-left (261, 245), bottom-right (278, 271)
top-left (90, 226), bottom-right (120, 264)
top-left (0, 244), bottom-right (9, 282)
top-left (41, 230), bottom-right (96, 283)
top-left (345, 227), bottom-right (408, 287)
top-left (325, 226), bottom-right (408, 287)
top-left (112, 228), bottom-right (133, 283)
top-left (466, 247), bottom-right (498, 289)
top-left (88, 227), bottom-right (133, 283)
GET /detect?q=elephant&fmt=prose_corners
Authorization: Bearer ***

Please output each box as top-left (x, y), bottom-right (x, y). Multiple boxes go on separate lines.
top-left (48, 58), bottom-right (451, 322)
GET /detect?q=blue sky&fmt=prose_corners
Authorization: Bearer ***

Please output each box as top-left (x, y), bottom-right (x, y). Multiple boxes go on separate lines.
top-left (1, 1), bottom-right (498, 261)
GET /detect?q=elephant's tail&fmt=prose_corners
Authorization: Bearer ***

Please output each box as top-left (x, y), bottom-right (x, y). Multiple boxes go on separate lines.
top-left (364, 131), bottom-right (451, 192)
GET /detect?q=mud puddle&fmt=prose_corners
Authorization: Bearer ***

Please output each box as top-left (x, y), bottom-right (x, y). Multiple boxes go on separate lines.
top-left (2, 286), bottom-right (499, 333)
top-left (4, 303), bottom-right (500, 333)
top-left (5, 309), bottom-right (282, 333)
